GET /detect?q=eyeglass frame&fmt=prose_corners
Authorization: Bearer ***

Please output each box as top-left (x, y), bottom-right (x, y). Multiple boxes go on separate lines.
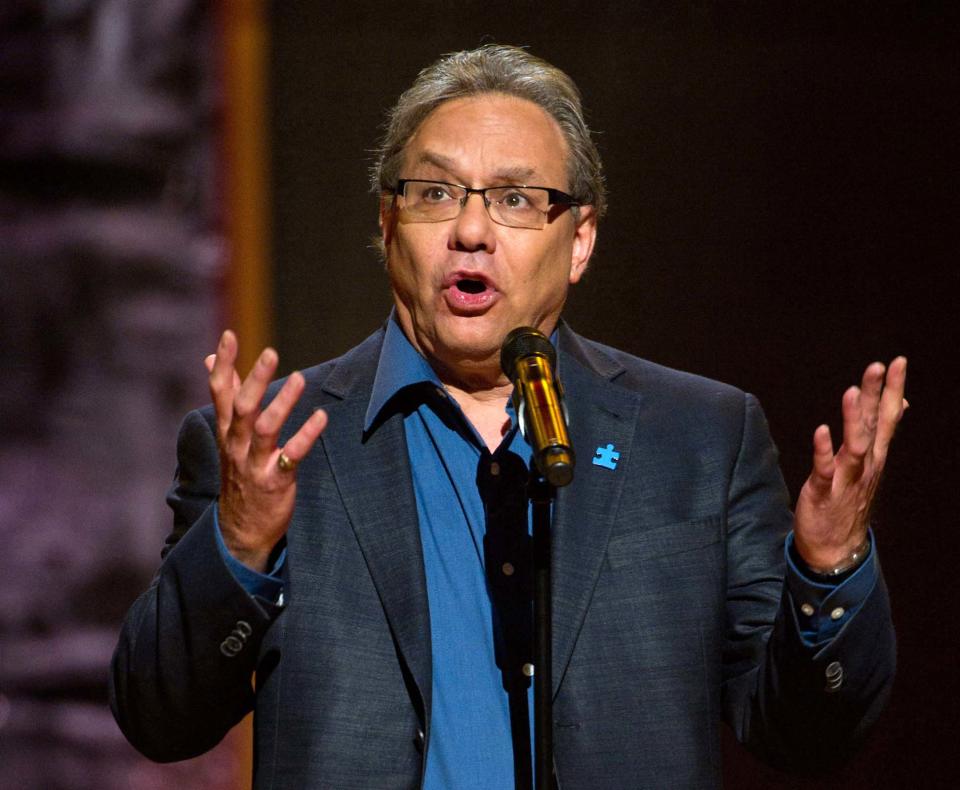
top-left (391, 179), bottom-right (580, 229)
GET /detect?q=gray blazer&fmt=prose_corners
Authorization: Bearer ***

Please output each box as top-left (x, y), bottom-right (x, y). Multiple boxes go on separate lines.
top-left (110, 323), bottom-right (895, 789)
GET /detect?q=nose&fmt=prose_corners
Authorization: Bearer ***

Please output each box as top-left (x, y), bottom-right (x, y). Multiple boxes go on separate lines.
top-left (449, 191), bottom-right (497, 252)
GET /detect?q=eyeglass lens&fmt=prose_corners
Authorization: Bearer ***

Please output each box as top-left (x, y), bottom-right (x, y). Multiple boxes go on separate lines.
top-left (399, 181), bottom-right (552, 229)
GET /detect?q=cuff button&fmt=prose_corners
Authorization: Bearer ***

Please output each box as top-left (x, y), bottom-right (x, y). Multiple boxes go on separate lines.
top-left (220, 639), bottom-right (240, 657)
top-left (824, 661), bottom-right (844, 692)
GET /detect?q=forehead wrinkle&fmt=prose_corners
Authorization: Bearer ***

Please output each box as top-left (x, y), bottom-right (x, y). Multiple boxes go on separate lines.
top-left (411, 150), bottom-right (543, 187)
top-left (489, 165), bottom-right (538, 185)
top-left (412, 150), bottom-right (458, 174)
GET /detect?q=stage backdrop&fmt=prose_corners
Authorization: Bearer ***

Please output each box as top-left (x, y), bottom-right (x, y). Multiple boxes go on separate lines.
top-left (266, 3), bottom-right (958, 789)
top-left (2, 3), bottom-right (953, 790)
top-left (0, 2), bottom-right (250, 787)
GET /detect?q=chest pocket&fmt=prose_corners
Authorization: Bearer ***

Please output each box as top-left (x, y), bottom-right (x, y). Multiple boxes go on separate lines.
top-left (603, 514), bottom-right (725, 626)
top-left (606, 514), bottom-right (723, 570)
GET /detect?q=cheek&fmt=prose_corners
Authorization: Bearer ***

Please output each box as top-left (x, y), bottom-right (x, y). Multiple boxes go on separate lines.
top-left (388, 238), bottom-right (425, 288)
top-left (396, 227), bottom-right (442, 277)
top-left (386, 247), bottom-right (418, 297)
top-left (519, 236), bottom-right (573, 286)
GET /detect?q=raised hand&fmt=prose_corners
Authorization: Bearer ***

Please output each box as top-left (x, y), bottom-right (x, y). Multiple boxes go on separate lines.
top-left (793, 357), bottom-right (908, 572)
top-left (206, 330), bottom-right (328, 572)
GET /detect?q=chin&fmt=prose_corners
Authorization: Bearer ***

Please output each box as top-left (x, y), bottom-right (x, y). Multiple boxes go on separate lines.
top-left (443, 335), bottom-right (501, 363)
top-left (435, 322), bottom-right (504, 362)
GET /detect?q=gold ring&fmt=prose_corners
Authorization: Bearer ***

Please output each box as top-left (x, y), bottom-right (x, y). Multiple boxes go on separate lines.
top-left (277, 452), bottom-right (297, 473)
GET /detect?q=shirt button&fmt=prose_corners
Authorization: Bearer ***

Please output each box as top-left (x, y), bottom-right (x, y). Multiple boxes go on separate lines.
top-left (523, 663), bottom-right (535, 677)
top-left (830, 607), bottom-right (846, 620)
top-left (490, 461), bottom-right (500, 476)
top-left (800, 603), bottom-right (814, 616)
top-left (502, 562), bottom-right (515, 576)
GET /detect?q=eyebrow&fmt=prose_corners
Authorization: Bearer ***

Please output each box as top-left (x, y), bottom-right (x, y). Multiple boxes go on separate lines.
top-left (412, 151), bottom-right (540, 184)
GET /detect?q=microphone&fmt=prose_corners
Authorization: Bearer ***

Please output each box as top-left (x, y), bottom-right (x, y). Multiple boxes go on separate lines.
top-left (500, 327), bottom-right (575, 487)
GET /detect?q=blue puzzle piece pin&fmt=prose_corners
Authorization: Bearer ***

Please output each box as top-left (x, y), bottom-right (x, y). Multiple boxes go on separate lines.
top-left (592, 443), bottom-right (620, 470)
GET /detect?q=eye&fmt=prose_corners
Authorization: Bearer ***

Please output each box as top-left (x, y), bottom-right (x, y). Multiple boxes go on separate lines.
top-left (419, 183), bottom-right (454, 203)
top-left (499, 189), bottom-right (533, 210)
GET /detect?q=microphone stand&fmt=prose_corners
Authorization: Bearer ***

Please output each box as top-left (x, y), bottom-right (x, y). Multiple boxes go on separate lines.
top-left (529, 470), bottom-right (555, 790)
top-left (500, 325), bottom-right (572, 789)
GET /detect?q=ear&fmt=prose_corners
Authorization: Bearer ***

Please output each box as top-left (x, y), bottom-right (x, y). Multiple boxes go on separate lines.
top-left (379, 193), bottom-right (397, 249)
top-left (568, 206), bottom-right (597, 284)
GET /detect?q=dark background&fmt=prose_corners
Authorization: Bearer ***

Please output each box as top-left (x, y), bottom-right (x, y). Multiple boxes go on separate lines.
top-left (267, 2), bottom-right (958, 788)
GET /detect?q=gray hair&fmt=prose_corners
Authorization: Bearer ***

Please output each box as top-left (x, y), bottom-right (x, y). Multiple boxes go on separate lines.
top-left (371, 44), bottom-right (607, 219)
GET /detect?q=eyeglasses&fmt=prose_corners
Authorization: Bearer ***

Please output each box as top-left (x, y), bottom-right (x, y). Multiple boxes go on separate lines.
top-left (393, 179), bottom-right (578, 230)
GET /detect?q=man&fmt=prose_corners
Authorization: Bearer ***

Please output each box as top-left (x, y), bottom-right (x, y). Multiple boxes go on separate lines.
top-left (111, 45), bottom-right (906, 789)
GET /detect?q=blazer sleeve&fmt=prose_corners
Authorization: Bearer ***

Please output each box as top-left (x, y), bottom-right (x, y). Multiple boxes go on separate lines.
top-left (722, 393), bottom-right (896, 769)
top-left (109, 408), bottom-right (283, 762)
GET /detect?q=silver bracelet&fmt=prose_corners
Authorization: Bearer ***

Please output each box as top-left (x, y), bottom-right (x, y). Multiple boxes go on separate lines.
top-left (806, 535), bottom-right (872, 577)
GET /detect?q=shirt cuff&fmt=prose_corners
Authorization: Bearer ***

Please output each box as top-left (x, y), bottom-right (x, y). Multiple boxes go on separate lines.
top-left (213, 505), bottom-right (286, 605)
top-left (784, 530), bottom-right (878, 647)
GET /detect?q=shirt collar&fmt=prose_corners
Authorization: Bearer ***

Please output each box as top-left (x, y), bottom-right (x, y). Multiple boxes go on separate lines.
top-left (364, 314), bottom-right (442, 432)
top-left (363, 312), bottom-right (563, 433)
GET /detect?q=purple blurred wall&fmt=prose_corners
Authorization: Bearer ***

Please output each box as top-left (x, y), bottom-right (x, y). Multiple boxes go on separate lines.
top-left (0, 2), bottom-right (238, 787)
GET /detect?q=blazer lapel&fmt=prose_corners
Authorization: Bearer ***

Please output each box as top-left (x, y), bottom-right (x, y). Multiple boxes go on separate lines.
top-left (294, 324), bottom-right (639, 710)
top-left (551, 328), bottom-right (642, 696)
top-left (313, 332), bottom-right (433, 718)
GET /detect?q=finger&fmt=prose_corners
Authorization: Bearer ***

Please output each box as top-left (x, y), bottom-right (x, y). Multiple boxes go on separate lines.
top-left (807, 423), bottom-right (836, 496)
top-left (874, 355), bottom-right (908, 462)
top-left (209, 330), bottom-right (239, 437)
top-left (857, 361), bottom-right (886, 438)
top-left (277, 408), bottom-right (329, 467)
top-left (251, 371), bottom-right (306, 460)
top-left (228, 347), bottom-right (279, 449)
top-left (207, 353), bottom-right (243, 388)
top-left (837, 384), bottom-right (869, 483)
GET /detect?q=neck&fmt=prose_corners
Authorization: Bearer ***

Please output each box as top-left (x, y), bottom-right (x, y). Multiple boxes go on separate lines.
top-left (423, 355), bottom-right (513, 451)
top-left (443, 379), bottom-right (514, 452)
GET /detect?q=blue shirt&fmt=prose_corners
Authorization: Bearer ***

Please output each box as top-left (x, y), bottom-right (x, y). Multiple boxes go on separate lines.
top-left (363, 318), bottom-right (536, 789)
top-left (214, 317), bottom-right (879, 785)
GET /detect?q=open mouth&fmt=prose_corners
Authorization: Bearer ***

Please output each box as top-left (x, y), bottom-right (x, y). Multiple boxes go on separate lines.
top-left (455, 278), bottom-right (487, 294)
top-left (443, 271), bottom-right (499, 312)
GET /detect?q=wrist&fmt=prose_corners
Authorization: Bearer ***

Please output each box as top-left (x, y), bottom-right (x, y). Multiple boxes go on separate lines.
top-left (225, 543), bottom-right (272, 574)
top-left (795, 533), bottom-right (872, 578)
top-left (217, 508), bottom-right (274, 573)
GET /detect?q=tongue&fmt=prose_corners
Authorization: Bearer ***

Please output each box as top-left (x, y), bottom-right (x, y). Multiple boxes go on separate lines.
top-left (457, 279), bottom-right (486, 294)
